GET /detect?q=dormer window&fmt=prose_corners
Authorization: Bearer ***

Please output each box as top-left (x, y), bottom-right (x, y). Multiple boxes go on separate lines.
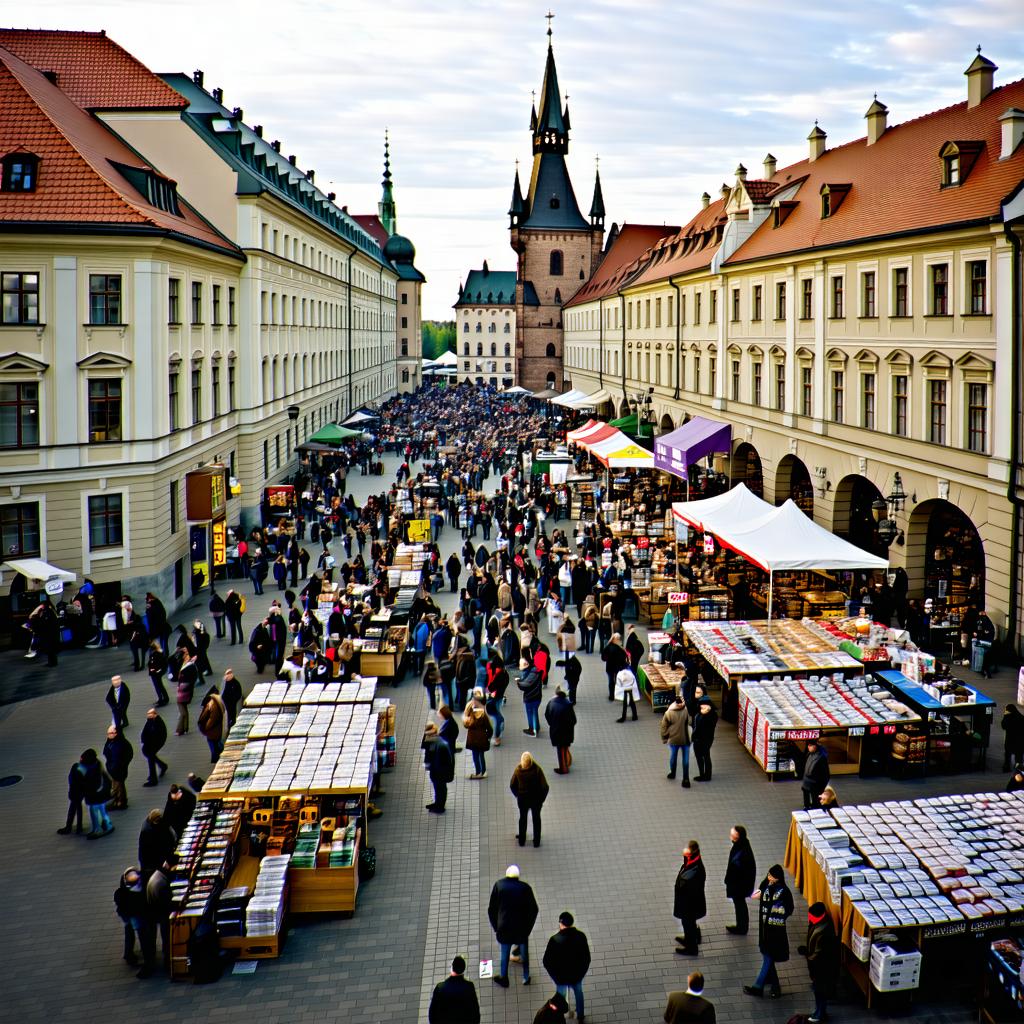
top-left (939, 141), bottom-right (983, 187)
top-left (2, 153), bottom-right (39, 192)
top-left (821, 192), bottom-right (831, 218)
top-left (772, 200), bottom-right (797, 228)
top-left (549, 195), bottom-right (560, 209)
top-left (110, 161), bottom-right (181, 216)
top-left (819, 183), bottom-right (851, 218)
top-left (945, 152), bottom-right (960, 185)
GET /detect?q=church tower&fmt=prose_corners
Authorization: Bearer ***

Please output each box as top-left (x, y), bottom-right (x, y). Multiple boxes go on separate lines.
top-left (510, 17), bottom-right (605, 392)
top-left (378, 129), bottom-right (396, 236)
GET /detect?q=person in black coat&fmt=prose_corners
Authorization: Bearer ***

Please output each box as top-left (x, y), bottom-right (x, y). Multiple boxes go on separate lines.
top-left (224, 590), bottom-right (244, 645)
top-left (146, 641), bottom-right (169, 705)
top-left (601, 636), bottom-right (627, 702)
top-left (103, 725), bottom-right (133, 810)
top-left (248, 620), bottom-right (271, 673)
top-left (800, 740), bottom-right (830, 809)
top-left (557, 652), bottom-right (582, 705)
top-left (1002, 704), bottom-right (1024, 771)
top-left (691, 699), bottom-right (718, 782)
top-left (162, 783), bottom-right (196, 837)
top-left (488, 865), bottom-right (540, 986)
top-left (221, 668), bottom-right (243, 727)
top-left (724, 825), bottom-right (756, 935)
top-left (744, 864), bottom-right (794, 999)
top-left (140, 708), bottom-right (168, 786)
top-left (798, 902), bottom-right (840, 1023)
top-left (428, 956), bottom-right (480, 1024)
top-left (673, 840), bottom-right (707, 956)
top-left (105, 674), bottom-right (131, 730)
top-left (438, 706), bottom-right (459, 758)
top-left (544, 688), bottom-right (577, 774)
top-left (145, 593), bottom-right (168, 649)
top-left (424, 724), bottom-right (455, 813)
top-left (542, 911), bottom-right (591, 1020)
top-left (57, 759), bottom-right (87, 834)
top-left (138, 808), bottom-right (175, 876)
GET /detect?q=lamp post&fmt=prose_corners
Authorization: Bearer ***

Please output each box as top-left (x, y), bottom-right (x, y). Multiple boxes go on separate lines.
top-left (872, 475), bottom-right (909, 549)
top-left (632, 388), bottom-right (654, 438)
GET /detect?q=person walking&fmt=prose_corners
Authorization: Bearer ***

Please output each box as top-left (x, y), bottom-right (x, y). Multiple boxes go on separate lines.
top-left (800, 739), bottom-right (830, 809)
top-left (544, 687), bottom-right (577, 774)
top-left (510, 752), bottom-right (549, 848)
top-left (661, 693), bottom-right (693, 788)
top-left (140, 708), bottom-right (168, 787)
top-left (103, 724), bottom-right (134, 810)
top-left (798, 902), bottom-right (840, 1024)
top-left (428, 955), bottom-right (480, 1024)
top-left (542, 911), bottom-right (591, 1023)
top-left (221, 668), bottom-right (242, 728)
top-left (146, 642), bottom-right (169, 706)
top-left (57, 757), bottom-right (88, 835)
top-left (424, 722), bottom-right (455, 813)
top-left (601, 632), bottom-right (627, 701)
top-left (614, 667), bottom-right (640, 722)
top-left (485, 652), bottom-right (510, 746)
top-left (673, 840), bottom-right (707, 956)
top-left (664, 971), bottom-right (717, 1023)
top-left (744, 864), bottom-right (794, 999)
top-left (517, 657), bottom-right (544, 737)
top-left (105, 674), bottom-right (131, 730)
top-left (81, 748), bottom-right (114, 839)
top-left (422, 662), bottom-right (441, 711)
top-left (1002, 704), bottom-right (1024, 771)
top-left (224, 590), bottom-right (244, 646)
top-left (724, 825), bottom-right (756, 935)
top-left (692, 698), bottom-right (718, 782)
top-left (175, 653), bottom-right (198, 735)
top-left (488, 864), bottom-right (539, 988)
top-left (463, 690), bottom-right (493, 779)
top-left (198, 686), bottom-right (228, 763)
top-left (558, 650), bottom-right (581, 705)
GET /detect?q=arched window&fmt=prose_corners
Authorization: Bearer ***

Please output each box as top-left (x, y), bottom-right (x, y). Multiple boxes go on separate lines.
top-left (477, 342), bottom-right (483, 356)
top-left (463, 322), bottom-right (468, 332)
top-left (504, 323), bottom-right (510, 334)
top-left (504, 342), bottom-right (511, 356)
top-left (488, 323), bottom-right (496, 333)
top-left (490, 343), bottom-right (496, 356)
top-left (463, 343), bottom-right (469, 355)
top-left (475, 323), bottom-right (482, 332)
top-left (545, 343), bottom-right (556, 358)
top-left (550, 250), bottom-right (563, 276)
top-left (554, 288), bottom-right (562, 304)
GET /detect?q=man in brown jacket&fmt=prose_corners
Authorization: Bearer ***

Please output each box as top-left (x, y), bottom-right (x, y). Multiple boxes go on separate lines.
top-left (197, 688), bottom-right (227, 763)
top-left (660, 693), bottom-right (693, 788)
top-left (664, 971), bottom-right (716, 1023)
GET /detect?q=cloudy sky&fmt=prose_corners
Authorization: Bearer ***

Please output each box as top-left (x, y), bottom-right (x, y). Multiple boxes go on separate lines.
top-left (27, 0), bottom-right (1024, 318)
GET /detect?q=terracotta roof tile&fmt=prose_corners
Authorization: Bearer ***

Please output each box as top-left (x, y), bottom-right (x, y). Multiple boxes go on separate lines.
top-left (0, 29), bottom-right (185, 110)
top-left (0, 45), bottom-right (239, 255)
top-left (564, 223), bottom-right (678, 307)
top-left (627, 200), bottom-right (728, 287)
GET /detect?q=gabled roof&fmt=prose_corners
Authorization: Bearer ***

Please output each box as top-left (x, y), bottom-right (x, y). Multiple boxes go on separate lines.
top-left (565, 223), bottom-right (678, 307)
top-left (352, 213), bottom-right (389, 248)
top-left (522, 150), bottom-right (589, 230)
top-left (0, 28), bottom-right (186, 111)
top-left (725, 75), bottom-right (1024, 267)
top-left (627, 199), bottom-right (728, 288)
top-left (0, 45), bottom-right (240, 256)
top-left (456, 268), bottom-right (517, 306)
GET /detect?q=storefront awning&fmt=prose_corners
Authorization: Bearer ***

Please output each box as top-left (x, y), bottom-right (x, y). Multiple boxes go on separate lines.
top-left (309, 423), bottom-right (362, 444)
top-left (567, 387), bottom-right (614, 409)
top-left (531, 387), bottom-right (561, 400)
top-left (341, 411), bottom-right (377, 425)
top-left (654, 416), bottom-right (732, 479)
top-left (502, 386), bottom-right (533, 395)
top-left (551, 389), bottom-right (589, 407)
top-left (566, 418), bottom-right (600, 442)
top-left (588, 430), bottom-right (656, 468)
top-left (1, 558), bottom-right (76, 585)
top-left (569, 422), bottom-right (617, 448)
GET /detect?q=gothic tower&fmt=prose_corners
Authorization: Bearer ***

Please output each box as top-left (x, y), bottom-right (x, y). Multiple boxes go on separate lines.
top-left (510, 20), bottom-right (605, 392)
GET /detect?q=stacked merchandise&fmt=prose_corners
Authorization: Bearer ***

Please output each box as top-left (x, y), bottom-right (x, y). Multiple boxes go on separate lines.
top-left (327, 822), bottom-right (358, 867)
top-left (245, 855), bottom-right (291, 936)
top-left (170, 801), bottom-right (244, 912)
top-left (215, 886), bottom-right (250, 937)
top-left (890, 727), bottom-right (927, 767)
top-left (375, 698), bottom-right (397, 769)
top-left (245, 679), bottom-right (377, 707)
top-left (290, 822), bottom-right (321, 868)
top-left (737, 674), bottom-right (919, 771)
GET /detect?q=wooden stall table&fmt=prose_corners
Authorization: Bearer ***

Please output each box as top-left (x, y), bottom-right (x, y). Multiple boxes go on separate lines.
top-left (638, 660), bottom-right (682, 712)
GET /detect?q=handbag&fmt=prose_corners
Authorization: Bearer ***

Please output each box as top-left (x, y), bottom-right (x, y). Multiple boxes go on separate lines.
top-left (358, 845), bottom-right (377, 881)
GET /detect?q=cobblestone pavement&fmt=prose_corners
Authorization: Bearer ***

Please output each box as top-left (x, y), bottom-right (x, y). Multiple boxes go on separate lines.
top-left (0, 451), bottom-right (1017, 1023)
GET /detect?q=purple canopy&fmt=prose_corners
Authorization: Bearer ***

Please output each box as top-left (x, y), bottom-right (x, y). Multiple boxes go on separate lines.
top-left (653, 416), bottom-right (732, 479)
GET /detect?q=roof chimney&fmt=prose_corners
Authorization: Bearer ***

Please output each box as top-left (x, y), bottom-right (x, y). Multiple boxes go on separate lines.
top-left (231, 106), bottom-right (243, 121)
top-left (763, 153), bottom-right (776, 178)
top-left (734, 162), bottom-right (747, 182)
top-left (212, 87), bottom-right (223, 105)
top-left (193, 69), bottom-right (204, 88)
top-left (327, 191), bottom-right (336, 202)
top-left (700, 191), bottom-right (710, 209)
top-left (1000, 107), bottom-right (1024, 159)
top-left (271, 140), bottom-right (281, 152)
top-left (253, 125), bottom-right (263, 138)
top-left (966, 48), bottom-right (996, 108)
top-left (288, 154), bottom-right (297, 165)
top-left (808, 122), bottom-right (827, 162)
top-left (719, 182), bottom-right (730, 200)
top-left (865, 97), bottom-right (888, 145)
top-left (306, 169), bottom-right (315, 183)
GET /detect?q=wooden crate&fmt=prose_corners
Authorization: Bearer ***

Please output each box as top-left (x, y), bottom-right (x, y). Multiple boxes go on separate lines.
top-left (219, 929), bottom-right (285, 960)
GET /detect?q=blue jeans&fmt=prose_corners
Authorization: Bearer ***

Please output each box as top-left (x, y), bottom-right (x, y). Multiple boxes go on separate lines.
top-left (755, 954), bottom-right (780, 992)
top-left (207, 738), bottom-right (223, 763)
top-left (499, 939), bottom-right (529, 981)
top-left (489, 697), bottom-right (504, 738)
top-left (525, 700), bottom-right (540, 733)
top-left (556, 982), bottom-right (585, 1018)
top-left (668, 744), bottom-right (690, 778)
top-left (88, 803), bottom-right (111, 833)
top-left (471, 749), bottom-right (486, 775)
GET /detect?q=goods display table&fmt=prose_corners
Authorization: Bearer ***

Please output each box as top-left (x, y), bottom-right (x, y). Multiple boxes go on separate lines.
top-left (983, 938), bottom-right (1024, 1022)
top-left (638, 660), bottom-right (683, 711)
top-left (786, 792), bottom-right (1024, 1013)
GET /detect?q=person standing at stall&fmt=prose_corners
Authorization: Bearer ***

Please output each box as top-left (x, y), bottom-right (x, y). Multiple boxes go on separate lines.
top-left (661, 693), bottom-right (692, 788)
top-left (743, 864), bottom-right (794, 999)
top-left (673, 840), bottom-right (707, 957)
top-left (1002, 704), bottom-right (1024, 771)
top-left (221, 668), bottom-right (242, 728)
top-left (800, 739), bottom-right (830, 810)
top-left (724, 826), bottom-right (756, 935)
top-left (691, 698), bottom-right (718, 782)
top-left (797, 902), bottom-right (840, 1024)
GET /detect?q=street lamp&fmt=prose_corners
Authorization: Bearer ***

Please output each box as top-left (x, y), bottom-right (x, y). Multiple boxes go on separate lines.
top-left (286, 404), bottom-right (300, 422)
top-left (632, 388), bottom-right (654, 438)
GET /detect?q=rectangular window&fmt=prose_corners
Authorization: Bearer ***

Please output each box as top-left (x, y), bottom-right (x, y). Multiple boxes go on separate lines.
top-left (228, 286), bottom-right (236, 326)
top-left (752, 362), bottom-right (762, 406)
top-left (275, 434), bottom-right (281, 469)
top-left (694, 293), bottom-right (702, 324)
top-left (775, 362), bottom-right (785, 412)
top-left (2, 271), bottom-right (40, 324)
top-left (0, 381), bottom-right (39, 447)
top-left (655, 297), bottom-right (662, 328)
top-left (752, 285), bottom-right (762, 321)
top-left (693, 356), bottom-right (701, 393)
top-left (776, 281), bottom-right (786, 320)
top-left (88, 493), bottom-right (123, 549)
top-left (87, 378), bottom-right (121, 442)
top-left (801, 278), bottom-right (813, 319)
top-left (88, 274), bottom-right (121, 325)
top-left (931, 264), bottom-right (948, 315)
top-left (709, 356), bottom-right (717, 395)
top-left (731, 287), bottom-right (740, 322)
top-left (801, 366), bottom-right (812, 416)
top-left (862, 271), bottom-right (876, 317)
top-left (967, 382), bottom-right (988, 452)
top-left (645, 299), bottom-right (651, 328)
top-left (401, 293), bottom-right (408, 305)
top-left (731, 359), bottom-right (740, 401)
top-left (169, 480), bottom-right (178, 535)
top-left (830, 276), bottom-right (843, 318)
top-left (191, 281), bottom-right (203, 324)
top-left (929, 379), bottom-right (947, 444)
top-left (212, 284), bottom-right (222, 326)
top-left (627, 303), bottom-right (633, 330)
top-left (0, 501), bottom-right (40, 557)
top-left (168, 370), bottom-right (179, 431)
top-left (893, 267), bottom-right (909, 317)
top-left (709, 290), bottom-right (717, 324)
top-left (263, 440), bottom-right (269, 479)
top-left (893, 374), bottom-right (908, 437)
top-left (861, 372), bottom-right (876, 429)
top-left (211, 362), bottom-right (221, 418)
top-left (168, 277), bottom-right (180, 324)
top-left (968, 261), bottom-right (987, 314)
top-left (401, 316), bottom-right (408, 329)
top-left (831, 370), bottom-right (844, 423)
top-left (667, 297), bottom-right (674, 327)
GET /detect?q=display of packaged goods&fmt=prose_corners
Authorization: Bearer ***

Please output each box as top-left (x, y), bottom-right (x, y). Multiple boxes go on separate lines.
top-left (869, 944), bottom-right (922, 991)
top-left (246, 855), bottom-right (290, 936)
top-left (245, 679), bottom-right (377, 707)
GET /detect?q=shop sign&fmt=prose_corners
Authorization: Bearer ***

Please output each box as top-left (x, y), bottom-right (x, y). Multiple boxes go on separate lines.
top-left (782, 728), bottom-right (820, 740)
top-left (44, 578), bottom-right (64, 596)
top-left (867, 724), bottom-right (898, 736)
top-left (668, 592), bottom-right (690, 605)
top-left (636, 536), bottom-right (650, 549)
top-left (265, 485), bottom-right (295, 512)
top-left (848, 726), bottom-right (865, 737)
top-left (703, 534), bottom-right (715, 555)
top-left (212, 518), bottom-right (227, 567)
top-left (407, 519), bottom-right (431, 543)
top-left (185, 467), bottom-right (227, 521)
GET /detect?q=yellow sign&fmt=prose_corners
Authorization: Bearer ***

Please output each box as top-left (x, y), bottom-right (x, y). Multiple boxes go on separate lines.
top-left (407, 519), bottom-right (431, 543)
top-left (212, 519), bottom-right (227, 567)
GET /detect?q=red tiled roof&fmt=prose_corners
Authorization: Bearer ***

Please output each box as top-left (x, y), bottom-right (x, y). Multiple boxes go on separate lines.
top-left (627, 199), bottom-right (728, 287)
top-left (564, 223), bottom-right (678, 307)
top-left (0, 29), bottom-right (186, 110)
top-left (352, 213), bottom-right (389, 248)
top-left (0, 45), bottom-right (240, 255)
top-left (741, 179), bottom-right (778, 203)
top-left (726, 78), bottom-right (1024, 266)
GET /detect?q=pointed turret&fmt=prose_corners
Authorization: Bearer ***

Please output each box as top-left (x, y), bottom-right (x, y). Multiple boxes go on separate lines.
top-left (533, 34), bottom-right (568, 154)
top-left (378, 130), bottom-right (396, 236)
top-left (509, 164), bottom-right (525, 227)
top-left (563, 96), bottom-right (571, 132)
top-left (589, 163), bottom-right (605, 228)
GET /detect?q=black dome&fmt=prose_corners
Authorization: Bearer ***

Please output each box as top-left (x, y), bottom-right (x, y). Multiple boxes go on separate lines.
top-left (384, 233), bottom-right (415, 263)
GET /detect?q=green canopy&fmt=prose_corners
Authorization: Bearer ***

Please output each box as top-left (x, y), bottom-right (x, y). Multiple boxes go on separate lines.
top-left (609, 412), bottom-right (652, 437)
top-left (309, 423), bottom-right (362, 444)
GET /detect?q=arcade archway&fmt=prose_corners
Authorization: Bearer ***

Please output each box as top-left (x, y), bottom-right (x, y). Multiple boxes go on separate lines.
top-left (775, 454), bottom-right (813, 517)
top-left (731, 442), bottom-right (763, 499)
top-left (833, 475), bottom-right (887, 559)
top-left (906, 499), bottom-right (985, 614)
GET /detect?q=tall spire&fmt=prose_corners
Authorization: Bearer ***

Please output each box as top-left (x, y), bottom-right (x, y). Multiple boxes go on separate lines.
top-left (509, 159), bottom-right (525, 226)
top-left (533, 13), bottom-right (568, 154)
top-left (589, 157), bottom-right (605, 227)
top-left (378, 129), bottom-right (396, 236)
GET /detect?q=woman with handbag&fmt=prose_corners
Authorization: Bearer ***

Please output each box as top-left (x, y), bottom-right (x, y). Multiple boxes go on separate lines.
top-left (463, 690), bottom-right (493, 779)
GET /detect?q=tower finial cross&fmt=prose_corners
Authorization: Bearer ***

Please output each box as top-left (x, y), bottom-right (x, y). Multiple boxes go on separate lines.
top-left (546, 10), bottom-right (555, 37)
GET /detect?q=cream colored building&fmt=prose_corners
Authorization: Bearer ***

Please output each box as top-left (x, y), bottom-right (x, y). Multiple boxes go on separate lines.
top-left (564, 53), bottom-right (1024, 646)
top-left (454, 264), bottom-right (517, 387)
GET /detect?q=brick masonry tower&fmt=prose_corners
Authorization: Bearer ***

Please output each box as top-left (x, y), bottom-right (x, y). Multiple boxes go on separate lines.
top-left (509, 19), bottom-right (604, 392)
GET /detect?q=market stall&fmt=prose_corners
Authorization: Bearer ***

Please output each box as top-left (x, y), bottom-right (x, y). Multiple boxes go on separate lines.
top-left (654, 417), bottom-right (732, 495)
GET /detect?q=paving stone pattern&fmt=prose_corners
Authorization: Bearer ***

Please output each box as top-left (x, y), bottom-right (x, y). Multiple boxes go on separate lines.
top-left (0, 451), bottom-right (1016, 1023)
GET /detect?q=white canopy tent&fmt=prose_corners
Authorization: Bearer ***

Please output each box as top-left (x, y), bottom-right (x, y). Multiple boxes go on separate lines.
top-left (566, 387), bottom-right (615, 410)
top-left (671, 483), bottom-right (776, 534)
top-left (551, 389), bottom-right (588, 407)
top-left (502, 385), bottom-right (533, 395)
top-left (341, 411), bottom-right (377, 425)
